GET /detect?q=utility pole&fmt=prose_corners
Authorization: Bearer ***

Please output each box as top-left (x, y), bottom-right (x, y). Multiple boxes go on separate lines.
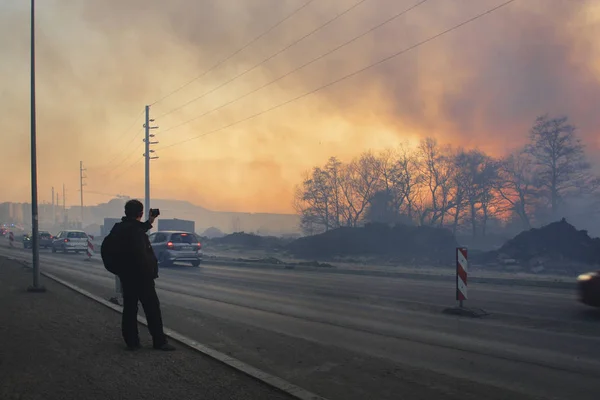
top-left (51, 186), bottom-right (55, 225)
top-left (143, 105), bottom-right (159, 219)
top-left (62, 183), bottom-right (66, 228)
top-left (79, 161), bottom-right (86, 228)
top-left (27, 0), bottom-right (45, 293)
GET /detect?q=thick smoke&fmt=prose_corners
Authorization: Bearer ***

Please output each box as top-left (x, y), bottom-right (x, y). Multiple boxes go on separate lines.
top-left (0, 0), bottom-right (598, 212)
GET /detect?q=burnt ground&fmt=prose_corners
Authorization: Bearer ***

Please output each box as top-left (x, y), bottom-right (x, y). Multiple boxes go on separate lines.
top-left (0, 258), bottom-right (292, 400)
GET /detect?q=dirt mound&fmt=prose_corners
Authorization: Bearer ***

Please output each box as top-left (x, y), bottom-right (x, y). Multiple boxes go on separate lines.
top-left (287, 223), bottom-right (457, 265)
top-left (202, 227), bottom-right (225, 239)
top-left (490, 219), bottom-right (600, 266)
top-left (212, 232), bottom-right (287, 249)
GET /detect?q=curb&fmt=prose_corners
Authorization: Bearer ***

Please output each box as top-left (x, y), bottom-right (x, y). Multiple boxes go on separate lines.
top-left (8, 257), bottom-right (328, 400)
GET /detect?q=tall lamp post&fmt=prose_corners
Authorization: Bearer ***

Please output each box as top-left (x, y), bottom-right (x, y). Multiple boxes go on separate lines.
top-left (27, 0), bottom-right (45, 293)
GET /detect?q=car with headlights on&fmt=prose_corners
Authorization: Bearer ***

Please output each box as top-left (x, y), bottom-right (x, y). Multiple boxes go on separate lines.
top-left (22, 233), bottom-right (31, 249)
top-left (577, 271), bottom-right (600, 307)
top-left (23, 231), bottom-right (53, 249)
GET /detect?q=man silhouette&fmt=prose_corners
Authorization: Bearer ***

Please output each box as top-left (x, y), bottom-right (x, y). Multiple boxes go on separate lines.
top-left (111, 199), bottom-right (175, 351)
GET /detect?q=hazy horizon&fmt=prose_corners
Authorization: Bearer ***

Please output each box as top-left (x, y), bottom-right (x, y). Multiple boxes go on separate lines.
top-left (0, 196), bottom-right (299, 216)
top-left (1, 0), bottom-right (599, 213)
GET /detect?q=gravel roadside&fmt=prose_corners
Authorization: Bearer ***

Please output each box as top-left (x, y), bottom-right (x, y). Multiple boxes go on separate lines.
top-left (0, 258), bottom-right (293, 400)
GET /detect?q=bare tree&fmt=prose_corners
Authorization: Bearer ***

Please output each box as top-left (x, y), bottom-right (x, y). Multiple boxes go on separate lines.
top-left (365, 190), bottom-right (395, 224)
top-left (324, 157), bottom-right (344, 229)
top-left (366, 148), bottom-right (416, 224)
top-left (292, 115), bottom-right (600, 236)
top-left (366, 149), bottom-right (397, 224)
top-left (477, 157), bottom-right (502, 236)
top-left (453, 149), bottom-right (499, 237)
top-left (526, 114), bottom-right (591, 218)
top-left (293, 167), bottom-right (334, 234)
top-left (292, 185), bottom-right (317, 235)
top-left (448, 149), bottom-right (469, 235)
top-left (437, 158), bottom-right (456, 228)
top-left (415, 138), bottom-right (454, 226)
top-left (338, 152), bottom-right (381, 226)
top-left (293, 156), bottom-right (351, 234)
top-left (396, 145), bottom-right (421, 221)
top-left (496, 150), bottom-right (536, 229)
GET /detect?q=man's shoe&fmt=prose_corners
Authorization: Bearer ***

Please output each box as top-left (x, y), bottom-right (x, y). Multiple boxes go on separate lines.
top-left (126, 343), bottom-right (141, 351)
top-left (153, 343), bottom-right (176, 351)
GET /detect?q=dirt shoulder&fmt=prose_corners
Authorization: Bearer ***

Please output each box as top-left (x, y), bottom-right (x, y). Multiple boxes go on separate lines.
top-left (0, 257), bottom-right (293, 400)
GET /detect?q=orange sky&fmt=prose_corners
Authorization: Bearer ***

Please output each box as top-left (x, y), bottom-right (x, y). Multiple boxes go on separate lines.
top-left (1, 0), bottom-right (599, 214)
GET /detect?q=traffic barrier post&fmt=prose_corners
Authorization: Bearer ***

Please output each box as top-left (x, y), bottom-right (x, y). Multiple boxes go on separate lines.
top-left (85, 235), bottom-right (94, 261)
top-left (443, 246), bottom-right (488, 318)
top-left (456, 247), bottom-right (468, 307)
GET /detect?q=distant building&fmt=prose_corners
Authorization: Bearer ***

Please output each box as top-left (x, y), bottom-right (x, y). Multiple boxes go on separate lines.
top-left (0, 203), bottom-right (10, 223)
top-left (0, 201), bottom-right (64, 230)
top-left (101, 218), bottom-right (121, 236)
top-left (158, 218), bottom-right (195, 233)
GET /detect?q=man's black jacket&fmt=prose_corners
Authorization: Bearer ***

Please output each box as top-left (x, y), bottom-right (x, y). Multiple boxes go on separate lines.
top-left (112, 217), bottom-right (158, 281)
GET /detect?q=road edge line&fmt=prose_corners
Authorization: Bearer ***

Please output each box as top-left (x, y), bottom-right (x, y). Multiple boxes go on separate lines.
top-left (9, 257), bottom-right (327, 400)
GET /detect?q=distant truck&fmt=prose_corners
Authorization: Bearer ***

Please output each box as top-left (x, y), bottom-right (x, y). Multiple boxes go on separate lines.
top-left (157, 218), bottom-right (195, 234)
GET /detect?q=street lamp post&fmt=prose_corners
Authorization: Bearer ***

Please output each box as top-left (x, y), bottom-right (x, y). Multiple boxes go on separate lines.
top-left (27, 0), bottom-right (45, 293)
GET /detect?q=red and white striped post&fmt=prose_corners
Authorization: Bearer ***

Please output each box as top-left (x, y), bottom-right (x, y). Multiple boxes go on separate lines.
top-left (8, 232), bottom-right (14, 247)
top-left (456, 247), bottom-right (468, 307)
top-left (85, 235), bottom-right (94, 261)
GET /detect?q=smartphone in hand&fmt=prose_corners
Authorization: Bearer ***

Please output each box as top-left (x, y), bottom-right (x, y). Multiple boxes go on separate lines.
top-left (149, 208), bottom-right (160, 218)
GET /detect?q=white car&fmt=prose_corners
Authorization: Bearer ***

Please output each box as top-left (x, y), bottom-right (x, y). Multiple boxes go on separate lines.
top-left (51, 230), bottom-right (89, 253)
top-left (148, 231), bottom-right (203, 267)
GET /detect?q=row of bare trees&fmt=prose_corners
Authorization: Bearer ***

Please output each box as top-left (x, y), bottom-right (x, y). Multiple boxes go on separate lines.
top-left (294, 115), bottom-right (600, 236)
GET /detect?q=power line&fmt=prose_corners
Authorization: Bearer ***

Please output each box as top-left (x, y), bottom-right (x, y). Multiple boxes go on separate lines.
top-left (115, 127), bottom-right (144, 156)
top-left (90, 109), bottom-right (145, 171)
top-left (113, 157), bottom-right (144, 181)
top-left (99, 156), bottom-right (142, 198)
top-left (150, 0), bottom-right (316, 107)
top-left (80, 161), bottom-right (87, 226)
top-left (104, 141), bottom-right (145, 178)
top-left (159, 0), bottom-right (427, 133)
top-left (156, 0), bottom-right (371, 120)
top-left (157, 0), bottom-right (516, 152)
top-left (100, 128), bottom-right (144, 176)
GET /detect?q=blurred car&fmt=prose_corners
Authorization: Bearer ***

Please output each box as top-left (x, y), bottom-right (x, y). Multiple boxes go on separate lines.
top-left (39, 231), bottom-right (53, 248)
top-left (23, 231), bottom-right (53, 249)
top-left (51, 230), bottom-right (89, 253)
top-left (148, 231), bottom-right (202, 267)
top-left (577, 271), bottom-right (600, 307)
top-left (22, 233), bottom-right (31, 248)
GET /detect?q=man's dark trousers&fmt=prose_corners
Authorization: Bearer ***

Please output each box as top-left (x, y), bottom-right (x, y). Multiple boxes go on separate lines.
top-left (120, 276), bottom-right (167, 348)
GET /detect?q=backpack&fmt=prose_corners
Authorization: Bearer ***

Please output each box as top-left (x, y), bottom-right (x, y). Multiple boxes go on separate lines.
top-left (101, 224), bottom-right (125, 275)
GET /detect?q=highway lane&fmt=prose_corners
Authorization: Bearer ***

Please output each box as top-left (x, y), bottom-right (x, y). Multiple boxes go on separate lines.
top-left (31, 250), bottom-right (599, 335)
top-left (2, 245), bottom-right (600, 400)
top-left (9, 242), bottom-right (590, 326)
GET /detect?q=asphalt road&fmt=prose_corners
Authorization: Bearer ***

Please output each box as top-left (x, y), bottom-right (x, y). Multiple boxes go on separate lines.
top-left (2, 242), bottom-right (600, 400)
top-left (0, 259), bottom-right (293, 400)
